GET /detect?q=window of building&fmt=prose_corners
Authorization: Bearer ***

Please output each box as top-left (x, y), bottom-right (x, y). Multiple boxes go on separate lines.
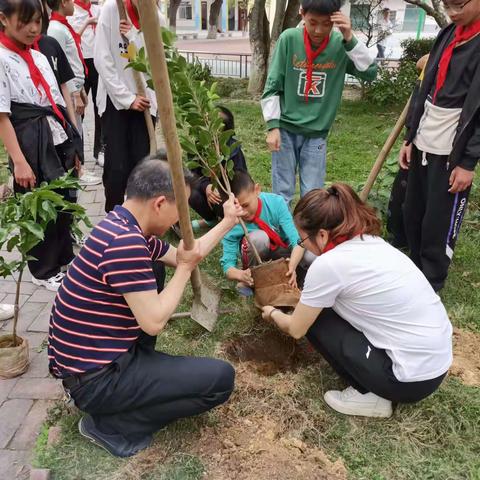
top-left (402, 5), bottom-right (424, 32)
top-left (179, 1), bottom-right (193, 20)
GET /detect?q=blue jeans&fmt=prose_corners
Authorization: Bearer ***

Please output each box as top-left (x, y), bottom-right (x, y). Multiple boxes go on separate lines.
top-left (271, 129), bottom-right (327, 206)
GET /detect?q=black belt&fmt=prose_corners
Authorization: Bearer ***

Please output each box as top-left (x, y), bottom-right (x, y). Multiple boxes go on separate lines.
top-left (62, 364), bottom-right (110, 390)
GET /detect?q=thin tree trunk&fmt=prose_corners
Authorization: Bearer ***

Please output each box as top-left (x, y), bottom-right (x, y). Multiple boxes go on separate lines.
top-left (282, 0), bottom-right (301, 30)
top-left (404, 0), bottom-right (449, 28)
top-left (248, 0), bottom-right (270, 95)
top-left (269, 0), bottom-right (287, 60)
top-left (12, 269), bottom-right (23, 346)
top-left (207, 0), bottom-right (223, 39)
top-left (168, 0), bottom-right (182, 31)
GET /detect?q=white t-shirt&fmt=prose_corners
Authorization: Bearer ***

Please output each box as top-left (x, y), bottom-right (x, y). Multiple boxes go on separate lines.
top-left (70, 2), bottom-right (101, 59)
top-left (93, 0), bottom-right (166, 116)
top-left (0, 47), bottom-right (67, 144)
top-left (48, 20), bottom-right (85, 93)
top-left (301, 235), bottom-right (452, 382)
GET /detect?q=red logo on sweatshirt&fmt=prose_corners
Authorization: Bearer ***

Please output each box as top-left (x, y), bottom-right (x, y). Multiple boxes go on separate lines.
top-left (297, 71), bottom-right (326, 97)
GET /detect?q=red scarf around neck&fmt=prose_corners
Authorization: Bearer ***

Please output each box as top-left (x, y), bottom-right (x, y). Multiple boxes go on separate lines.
top-left (125, 0), bottom-right (140, 30)
top-left (433, 19), bottom-right (480, 103)
top-left (252, 197), bottom-right (289, 251)
top-left (303, 28), bottom-right (329, 102)
top-left (0, 32), bottom-right (65, 124)
top-left (74, 0), bottom-right (96, 31)
top-left (50, 11), bottom-right (88, 75)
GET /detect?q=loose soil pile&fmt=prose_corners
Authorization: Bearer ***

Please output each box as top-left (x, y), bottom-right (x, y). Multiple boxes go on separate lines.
top-left (222, 328), bottom-right (320, 376)
top-left (450, 327), bottom-right (480, 387)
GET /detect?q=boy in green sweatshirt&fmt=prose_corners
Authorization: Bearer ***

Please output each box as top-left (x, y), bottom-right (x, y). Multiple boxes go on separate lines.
top-left (261, 0), bottom-right (377, 206)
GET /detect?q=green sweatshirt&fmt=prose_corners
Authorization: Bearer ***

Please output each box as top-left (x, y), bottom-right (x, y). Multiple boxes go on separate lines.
top-left (261, 28), bottom-right (377, 138)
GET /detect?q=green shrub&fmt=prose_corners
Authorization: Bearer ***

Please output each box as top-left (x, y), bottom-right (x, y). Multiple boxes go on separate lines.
top-left (214, 77), bottom-right (249, 99)
top-left (400, 37), bottom-right (436, 64)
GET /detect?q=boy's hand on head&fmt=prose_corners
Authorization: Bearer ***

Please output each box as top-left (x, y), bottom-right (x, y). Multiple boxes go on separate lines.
top-left (331, 12), bottom-right (353, 42)
top-left (206, 184), bottom-right (222, 205)
top-left (266, 128), bottom-right (281, 152)
top-left (398, 142), bottom-right (412, 170)
top-left (449, 167), bottom-right (474, 193)
top-left (223, 193), bottom-right (244, 224)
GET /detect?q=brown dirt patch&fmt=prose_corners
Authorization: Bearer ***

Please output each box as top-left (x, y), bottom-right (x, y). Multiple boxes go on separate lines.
top-left (450, 327), bottom-right (480, 387)
top-left (222, 328), bottom-right (320, 376)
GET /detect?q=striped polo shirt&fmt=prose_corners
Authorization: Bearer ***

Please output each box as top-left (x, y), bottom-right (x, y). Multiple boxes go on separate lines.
top-left (48, 205), bottom-right (170, 378)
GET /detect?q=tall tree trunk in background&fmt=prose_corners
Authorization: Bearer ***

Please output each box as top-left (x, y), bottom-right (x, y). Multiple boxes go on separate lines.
top-left (282, 0), bottom-right (301, 30)
top-left (168, 0), bottom-right (182, 31)
top-left (404, 0), bottom-right (449, 28)
top-left (207, 0), bottom-right (223, 39)
top-left (269, 0), bottom-right (287, 61)
top-left (248, 0), bottom-right (270, 95)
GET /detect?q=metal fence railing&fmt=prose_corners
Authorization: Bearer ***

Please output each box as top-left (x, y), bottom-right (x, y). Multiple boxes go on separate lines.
top-left (178, 51), bottom-right (251, 78)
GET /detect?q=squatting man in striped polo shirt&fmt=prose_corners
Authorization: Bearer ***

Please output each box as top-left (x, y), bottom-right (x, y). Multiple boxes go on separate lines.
top-left (47, 155), bottom-right (244, 458)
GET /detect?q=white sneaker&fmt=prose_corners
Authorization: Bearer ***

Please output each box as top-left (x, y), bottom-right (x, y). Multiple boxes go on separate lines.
top-left (72, 231), bottom-right (87, 247)
top-left (96, 150), bottom-right (104, 168)
top-left (79, 171), bottom-right (102, 186)
top-left (324, 386), bottom-right (393, 418)
top-left (32, 272), bottom-right (65, 292)
top-left (0, 304), bottom-right (14, 321)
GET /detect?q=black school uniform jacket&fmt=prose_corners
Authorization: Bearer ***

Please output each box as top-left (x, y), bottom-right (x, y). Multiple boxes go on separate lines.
top-left (10, 102), bottom-right (83, 187)
top-left (405, 24), bottom-right (480, 171)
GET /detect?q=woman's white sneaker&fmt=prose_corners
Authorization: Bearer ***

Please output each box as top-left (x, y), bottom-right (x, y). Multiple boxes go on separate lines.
top-left (324, 386), bottom-right (393, 418)
top-left (31, 272), bottom-right (65, 292)
top-left (0, 304), bottom-right (15, 321)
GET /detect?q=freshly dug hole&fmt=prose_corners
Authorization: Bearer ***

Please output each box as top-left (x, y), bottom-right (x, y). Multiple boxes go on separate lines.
top-left (222, 328), bottom-right (319, 376)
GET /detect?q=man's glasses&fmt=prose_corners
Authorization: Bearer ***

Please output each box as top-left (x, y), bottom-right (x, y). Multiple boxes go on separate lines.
top-left (442, 0), bottom-right (473, 13)
top-left (297, 235), bottom-right (312, 248)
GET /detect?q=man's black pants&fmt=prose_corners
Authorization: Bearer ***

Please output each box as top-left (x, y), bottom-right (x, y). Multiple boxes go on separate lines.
top-left (101, 97), bottom-right (150, 212)
top-left (69, 333), bottom-right (235, 441)
top-left (403, 146), bottom-right (471, 291)
top-left (84, 58), bottom-right (103, 158)
top-left (306, 309), bottom-right (446, 403)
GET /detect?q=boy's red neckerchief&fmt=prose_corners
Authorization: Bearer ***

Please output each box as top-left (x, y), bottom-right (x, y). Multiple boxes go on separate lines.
top-left (50, 12), bottom-right (89, 75)
top-left (74, 0), bottom-right (96, 31)
top-left (252, 198), bottom-right (289, 251)
top-left (125, 0), bottom-right (140, 30)
top-left (433, 19), bottom-right (480, 103)
top-left (303, 28), bottom-right (329, 102)
top-left (0, 32), bottom-right (65, 124)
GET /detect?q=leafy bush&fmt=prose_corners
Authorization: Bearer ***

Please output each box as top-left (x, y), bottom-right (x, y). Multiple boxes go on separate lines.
top-left (400, 37), bottom-right (436, 64)
top-left (214, 77), bottom-right (249, 99)
top-left (187, 57), bottom-right (213, 84)
top-left (365, 37), bottom-right (436, 106)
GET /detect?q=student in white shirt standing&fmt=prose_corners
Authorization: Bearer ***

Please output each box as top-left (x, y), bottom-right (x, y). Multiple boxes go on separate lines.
top-left (261, 183), bottom-right (452, 418)
top-left (47, 0), bottom-right (101, 187)
top-left (70, 0), bottom-right (104, 166)
top-left (94, 0), bottom-right (165, 213)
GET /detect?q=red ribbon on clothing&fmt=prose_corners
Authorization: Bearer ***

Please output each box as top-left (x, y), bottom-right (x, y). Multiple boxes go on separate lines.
top-left (252, 198), bottom-right (289, 251)
top-left (125, 0), bottom-right (140, 30)
top-left (303, 28), bottom-right (329, 103)
top-left (0, 32), bottom-right (65, 124)
top-left (321, 235), bottom-right (350, 254)
top-left (74, 0), bottom-right (96, 32)
top-left (50, 12), bottom-right (88, 76)
top-left (433, 19), bottom-right (480, 103)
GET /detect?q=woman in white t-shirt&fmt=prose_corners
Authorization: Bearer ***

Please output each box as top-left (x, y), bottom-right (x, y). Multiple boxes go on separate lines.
top-left (262, 183), bottom-right (452, 418)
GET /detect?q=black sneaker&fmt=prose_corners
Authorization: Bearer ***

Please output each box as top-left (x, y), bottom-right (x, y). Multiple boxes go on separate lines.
top-left (78, 414), bottom-right (152, 457)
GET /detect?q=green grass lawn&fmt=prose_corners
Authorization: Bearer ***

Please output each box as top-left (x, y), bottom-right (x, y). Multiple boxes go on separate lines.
top-left (34, 99), bottom-right (480, 480)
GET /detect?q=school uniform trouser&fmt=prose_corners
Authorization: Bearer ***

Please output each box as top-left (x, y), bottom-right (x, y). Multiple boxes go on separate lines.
top-left (84, 58), bottom-right (103, 158)
top-left (13, 183), bottom-right (75, 280)
top-left (306, 308), bottom-right (447, 403)
top-left (101, 97), bottom-right (151, 212)
top-left (403, 146), bottom-right (471, 291)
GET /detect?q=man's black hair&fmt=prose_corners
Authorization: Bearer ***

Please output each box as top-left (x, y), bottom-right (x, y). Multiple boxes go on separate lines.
top-left (126, 151), bottom-right (194, 200)
top-left (0, 0), bottom-right (42, 25)
top-left (301, 0), bottom-right (342, 15)
top-left (230, 171), bottom-right (255, 197)
top-left (217, 105), bottom-right (235, 132)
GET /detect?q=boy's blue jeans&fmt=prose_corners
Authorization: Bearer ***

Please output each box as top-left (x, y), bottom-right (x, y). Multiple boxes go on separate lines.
top-left (272, 128), bottom-right (327, 206)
